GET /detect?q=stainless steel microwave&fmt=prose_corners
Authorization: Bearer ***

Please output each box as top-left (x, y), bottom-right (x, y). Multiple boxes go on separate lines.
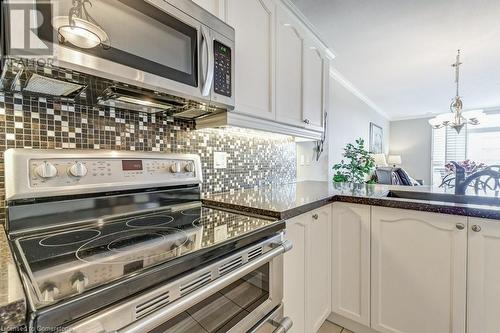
top-left (2, 0), bottom-right (235, 112)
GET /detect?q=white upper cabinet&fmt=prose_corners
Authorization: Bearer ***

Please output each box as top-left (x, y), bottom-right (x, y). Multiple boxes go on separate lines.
top-left (468, 217), bottom-right (500, 333)
top-left (195, 0), bottom-right (331, 139)
top-left (190, 0), bottom-right (225, 18)
top-left (275, 5), bottom-right (304, 127)
top-left (303, 38), bottom-right (327, 131)
top-left (371, 207), bottom-right (467, 333)
top-left (226, 0), bottom-right (276, 120)
top-left (331, 203), bottom-right (370, 326)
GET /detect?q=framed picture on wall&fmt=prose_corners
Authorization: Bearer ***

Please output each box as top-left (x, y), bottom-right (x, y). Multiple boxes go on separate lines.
top-left (369, 122), bottom-right (383, 154)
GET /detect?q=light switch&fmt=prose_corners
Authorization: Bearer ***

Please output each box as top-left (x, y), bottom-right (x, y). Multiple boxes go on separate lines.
top-left (214, 152), bottom-right (227, 169)
top-left (214, 225), bottom-right (228, 242)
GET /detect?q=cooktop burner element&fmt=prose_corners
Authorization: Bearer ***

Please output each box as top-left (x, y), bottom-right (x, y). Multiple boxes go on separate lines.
top-left (125, 215), bottom-right (174, 228)
top-left (76, 228), bottom-right (188, 264)
top-left (39, 229), bottom-right (101, 247)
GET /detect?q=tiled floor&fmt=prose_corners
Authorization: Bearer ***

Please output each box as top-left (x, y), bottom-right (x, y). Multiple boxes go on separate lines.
top-left (318, 320), bottom-right (354, 333)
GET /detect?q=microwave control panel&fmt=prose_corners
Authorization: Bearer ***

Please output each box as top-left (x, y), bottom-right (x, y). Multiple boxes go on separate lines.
top-left (214, 40), bottom-right (232, 97)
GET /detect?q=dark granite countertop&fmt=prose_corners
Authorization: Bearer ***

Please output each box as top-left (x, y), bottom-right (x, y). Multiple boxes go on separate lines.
top-left (0, 228), bottom-right (26, 330)
top-left (203, 181), bottom-right (500, 220)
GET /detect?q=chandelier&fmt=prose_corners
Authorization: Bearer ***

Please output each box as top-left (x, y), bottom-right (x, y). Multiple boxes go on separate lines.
top-left (428, 50), bottom-right (484, 134)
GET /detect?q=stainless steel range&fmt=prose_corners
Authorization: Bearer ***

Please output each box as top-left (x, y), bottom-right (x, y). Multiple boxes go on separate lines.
top-left (4, 149), bottom-right (292, 333)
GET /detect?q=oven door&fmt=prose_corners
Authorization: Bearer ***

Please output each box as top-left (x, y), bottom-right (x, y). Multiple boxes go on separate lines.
top-left (15, 0), bottom-right (217, 104)
top-left (67, 236), bottom-right (291, 333)
top-left (249, 304), bottom-right (292, 333)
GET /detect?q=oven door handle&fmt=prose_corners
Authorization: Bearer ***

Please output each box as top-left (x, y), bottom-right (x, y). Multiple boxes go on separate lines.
top-left (271, 317), bottom-right (293, 333)
top-left (118, 239), bottom-right (293, 333)
top-left (200, 25), bottom-right (214, 97)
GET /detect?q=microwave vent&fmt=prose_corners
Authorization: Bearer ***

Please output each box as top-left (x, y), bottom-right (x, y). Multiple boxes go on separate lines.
top-left (24, 74), bottom-right (85, 97)
top-left (174, 107), bottom-right (214, 119)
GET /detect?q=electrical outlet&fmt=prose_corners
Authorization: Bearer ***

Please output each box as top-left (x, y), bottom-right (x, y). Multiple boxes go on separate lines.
top-left (214, 152), bottom-right (227, 169)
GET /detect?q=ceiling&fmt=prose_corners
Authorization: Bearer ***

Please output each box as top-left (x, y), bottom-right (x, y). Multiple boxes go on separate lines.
top-left (290, 0), bottom-right (500, 120)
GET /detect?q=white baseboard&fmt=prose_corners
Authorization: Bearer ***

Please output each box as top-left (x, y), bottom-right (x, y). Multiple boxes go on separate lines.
top-left (327, 313), bottom-right (381, 333)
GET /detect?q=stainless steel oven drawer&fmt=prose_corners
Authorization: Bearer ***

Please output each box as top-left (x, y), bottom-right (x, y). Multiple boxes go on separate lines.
top-left (249, 304), bottom-right (293, 333)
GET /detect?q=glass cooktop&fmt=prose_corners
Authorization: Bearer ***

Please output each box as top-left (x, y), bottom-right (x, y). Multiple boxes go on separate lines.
top-left (15, 203), bottom-right (278, 307)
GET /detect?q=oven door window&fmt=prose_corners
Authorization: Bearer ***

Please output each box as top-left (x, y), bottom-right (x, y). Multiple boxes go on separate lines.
top-left (150, 263), bottom-right (270, 333)
top-left (37, 0), bottom-right (198, 87)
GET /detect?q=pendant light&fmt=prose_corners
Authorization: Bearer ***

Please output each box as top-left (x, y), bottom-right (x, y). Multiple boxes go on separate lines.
top-left (428, 50), bottom-right (484, 134)
top-left (52, 0), bottom-right (110, 49)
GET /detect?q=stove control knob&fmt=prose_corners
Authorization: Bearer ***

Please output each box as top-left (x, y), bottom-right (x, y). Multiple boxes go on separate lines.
top-left (184, 162), bottom-right (194, 173)
top-left (41, 283), bottom-right (60, 302)
top-left (35, 162), bottom-right (58, 179)
top-left (68, 162), bottom-right (88, 178)
top-left (71, 272), bottom-right (89, 294)
top-left (170, 162), bottom-right (182, 173)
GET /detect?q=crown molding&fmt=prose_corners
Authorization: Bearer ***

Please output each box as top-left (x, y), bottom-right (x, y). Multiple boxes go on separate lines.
top-left (390, 114), bottom-right (434, 121)
top-left (280, 0), bottom-right (393, 121)
top-left (279, 0), bottom-right (336, 60)
top-left (329, 68), bottom-right (391, 120)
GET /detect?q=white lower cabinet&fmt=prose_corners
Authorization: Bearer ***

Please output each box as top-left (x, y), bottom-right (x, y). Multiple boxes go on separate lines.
top-left (371, 207), bottom-right (467, 333)
top-left (283, 205), bottom-right (331, 333)
top-left (283, 214), bottom-right (307, 333)
top-left (331, 203), bottom-right (370, 326)
top-left (467, 217), bottom-right (500, 333)
top-left (284, 204), bottom-right (500, 333)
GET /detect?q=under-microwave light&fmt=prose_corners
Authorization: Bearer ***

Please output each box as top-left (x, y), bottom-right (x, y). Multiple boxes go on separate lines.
top-left (116, 96), bottom-right (173, 110)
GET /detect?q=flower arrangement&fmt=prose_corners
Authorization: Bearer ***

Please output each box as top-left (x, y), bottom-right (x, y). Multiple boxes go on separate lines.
top-left (333, 138), bottom-right (375, 183)
top-left (444, 160), bottom-right (486, 174)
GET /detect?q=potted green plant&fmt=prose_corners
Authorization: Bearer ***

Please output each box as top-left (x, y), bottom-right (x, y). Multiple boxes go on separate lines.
top-left (333, 138), bottom-right (375, 184)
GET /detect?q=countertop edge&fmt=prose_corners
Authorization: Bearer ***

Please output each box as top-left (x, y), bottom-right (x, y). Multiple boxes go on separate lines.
top-left (204, 194), bottom-right (500, 221)
top-left (0, 228), bottom-right (27, 330)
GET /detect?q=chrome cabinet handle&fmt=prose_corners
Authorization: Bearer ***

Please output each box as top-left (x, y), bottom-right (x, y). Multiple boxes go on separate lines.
top-left (272, 317), bottom-right (293, 333)
top-left (303, 119), bottom-right (310, 124)
top-left (456, 223), bottom-right (465, 230)
top-left (312, 214), bottom-right (319, 220)
top-left (471, 225), bottom-right (482, 232)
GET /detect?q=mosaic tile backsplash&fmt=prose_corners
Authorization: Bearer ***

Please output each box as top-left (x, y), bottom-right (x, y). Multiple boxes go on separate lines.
top-left (0, 90), bottom-right (296, 222)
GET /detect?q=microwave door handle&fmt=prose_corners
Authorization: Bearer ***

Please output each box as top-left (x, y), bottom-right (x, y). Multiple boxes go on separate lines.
top-left (201, 27), bottom-right (214, 97)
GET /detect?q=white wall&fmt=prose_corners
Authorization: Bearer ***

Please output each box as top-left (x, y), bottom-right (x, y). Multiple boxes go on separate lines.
top-left (296, 76), bottom-right (391, 182)
top-left (296, 140), bottom-right (329, 181)
top-left (389, 117), bottom-right (432, 185)
top-left (327, 77), bottom-right (390, 181)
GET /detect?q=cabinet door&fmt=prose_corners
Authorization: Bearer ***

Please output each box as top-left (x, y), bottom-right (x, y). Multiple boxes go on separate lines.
top-left (306, 205), bottom-right (332, 332)
top-left (283, 216), bottom-right (307, 333)
top-left (331, 203), bottom-right (370, 326)
top-left (371, 207), bottom-right (467, 333)
top-left (302, 38), bottom-right (326, 130)
top-left (468, 218), bottom-right (500, 333)
top-left (275, 6), bottom-right (304, 127)
top-left (190, 0), bottom-right (224, 18)
top-left (226, 0), bottom-right (276, 119)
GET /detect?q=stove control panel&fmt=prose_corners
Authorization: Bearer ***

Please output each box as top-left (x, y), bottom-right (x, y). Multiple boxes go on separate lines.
top-left (4, 150), bottom-right (202, 200)
top-left (29, 158), bottom-right (198, 189)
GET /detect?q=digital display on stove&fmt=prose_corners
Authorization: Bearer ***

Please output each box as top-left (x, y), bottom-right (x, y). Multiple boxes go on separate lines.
top-left (122, 160), bottom-right (143, 171)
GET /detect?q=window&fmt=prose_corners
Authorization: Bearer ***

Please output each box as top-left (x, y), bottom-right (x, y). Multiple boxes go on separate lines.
top-left (431, 113), bottom-right (500, 185)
